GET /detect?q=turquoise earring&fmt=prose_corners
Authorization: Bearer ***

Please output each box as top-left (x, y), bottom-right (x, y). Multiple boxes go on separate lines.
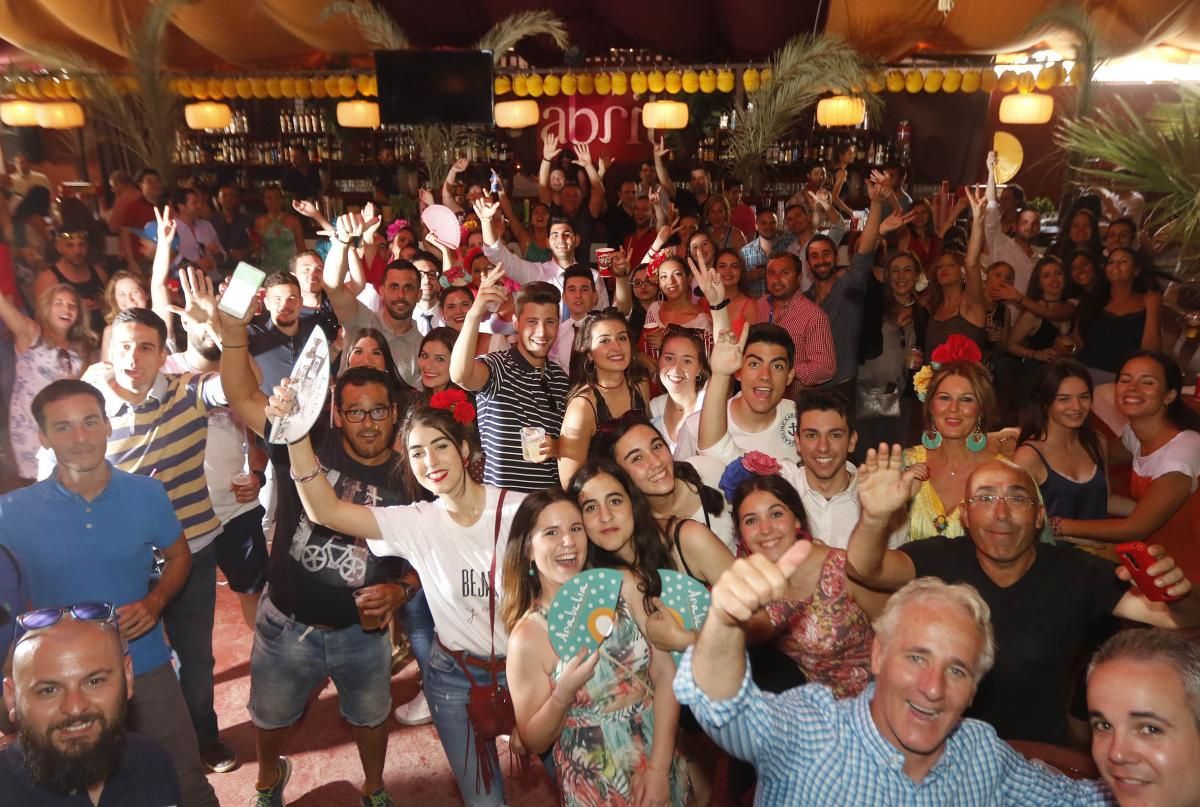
top-left (966, 424), bottom-right (987, 453)
top-left (921, 427), bottom-right (943, 450)
top-left (527, 562), bottom-right (535, 577)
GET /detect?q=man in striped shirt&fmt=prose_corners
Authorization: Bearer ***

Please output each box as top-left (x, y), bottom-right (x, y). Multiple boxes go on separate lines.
top-left (89, 306), bottom-right (237, 774)
top-left (450, 274), bottom-right (568, 492)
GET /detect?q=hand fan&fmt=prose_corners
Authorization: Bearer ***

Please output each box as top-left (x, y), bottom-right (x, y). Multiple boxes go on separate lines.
top-left (658, 569), bottom-right (712, 663)
top-left (420, 204), bottom-right (462, 248)
top-left (546, 569), bottom-right (624, 659)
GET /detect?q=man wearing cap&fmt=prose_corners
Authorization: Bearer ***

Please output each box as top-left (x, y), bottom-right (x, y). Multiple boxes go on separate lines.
top-left (1, 606), bottom-right (181, 806)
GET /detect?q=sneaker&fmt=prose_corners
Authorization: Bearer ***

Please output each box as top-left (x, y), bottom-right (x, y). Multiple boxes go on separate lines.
top-left (361, 789), bottom-right (396, 807)
top-left (201, 739), bottom-right (238, 773)
top-left (393, 691), bottom-right (432, 726)
top-left (251, 756), bottom-right (291, 807)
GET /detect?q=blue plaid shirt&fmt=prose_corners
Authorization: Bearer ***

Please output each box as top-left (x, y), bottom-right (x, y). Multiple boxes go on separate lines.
top-left (740, 235), bottom-right (795, 298)
top-left (674, 648), bottom-right (1115, 806)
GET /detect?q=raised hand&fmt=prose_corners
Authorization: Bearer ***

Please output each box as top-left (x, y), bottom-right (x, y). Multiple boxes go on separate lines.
top-left (450, 156), bottom-right (469, 174)
top-left (572, 142), bottom-right (594, 168)
top-left (265, 377), bottom-right (298, 420)
top-left (361, 201), bottom-right (382, 241)
top-left (688, 253), bottom-right (725, 307)
top-left (710, 322), bottom-right (748, 377)
top-left (153, 205), bottom-right (176, 243)
top-left (542, 132), bottom-right (563, 162)
top-left (857, 443), bottom-right (919, 522)
top-left (986, 150), bottom-right (997, 173)
top-left (172, 265), bottom-right (218, 325)
top-left (709, 538), bottom-right (813, 627)
top-left (292, 199), bottom-right (319, 219)
top-left (880, 210), bottom-right (917, 236)
top-left (867, 169), bottom-right (893, 204)
top-left (808, 189), bottom-right (833, 211)
top-left (610, 247), bottom-right (631, 279)
top-left (597, 157), bottom-right (610, 180)
top-left (653, 137), bottom-right (670, 160)
top-left (967, 184), bottom-right (988, 220)
top-left (418, 187), bottom-right (435, 208)
top-left (473, 196), bottom-right (500, 223)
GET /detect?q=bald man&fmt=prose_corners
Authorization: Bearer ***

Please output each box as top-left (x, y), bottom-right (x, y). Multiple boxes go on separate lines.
top-left (1, 612), bottom-right (180, 805)
top-left (845, 447), bottom-right (1200, 747)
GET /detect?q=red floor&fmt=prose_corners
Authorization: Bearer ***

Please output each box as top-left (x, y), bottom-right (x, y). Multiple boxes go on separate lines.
top-left (208, 579), bottom-right (559, 806)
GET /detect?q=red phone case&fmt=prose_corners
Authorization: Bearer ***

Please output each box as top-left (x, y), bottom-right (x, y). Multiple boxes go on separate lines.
top-left (1116, 542), bottom-right (1183, 603)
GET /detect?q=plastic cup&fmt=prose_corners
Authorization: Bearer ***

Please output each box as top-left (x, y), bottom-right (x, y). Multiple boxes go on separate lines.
top-left (231, 471), bottom-right (253, 487)
top-left (353, 588), bottom-right (383, 631)
top-left (905, 347), bottom-right (924, 370)
top-left (1185, 312), bottom-right (1200, 340)
top-left (595, 248), bottom-right (616, 277)
top-left (521, 426), bottom-right (547, 463)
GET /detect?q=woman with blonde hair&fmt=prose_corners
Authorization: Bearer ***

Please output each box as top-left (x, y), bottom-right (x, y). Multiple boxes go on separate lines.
top-left (99, 269), bottom-right (149, 356)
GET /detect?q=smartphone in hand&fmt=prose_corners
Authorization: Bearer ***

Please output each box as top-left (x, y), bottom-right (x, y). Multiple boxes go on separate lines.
top-left (1116, 542), bottom-right (1184, 603)
top-left (218, 262), bottom-right (267, 320)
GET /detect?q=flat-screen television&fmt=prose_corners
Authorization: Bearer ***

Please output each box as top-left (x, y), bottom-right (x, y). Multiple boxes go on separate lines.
top-left (375, 50), bottom-right (495, 126)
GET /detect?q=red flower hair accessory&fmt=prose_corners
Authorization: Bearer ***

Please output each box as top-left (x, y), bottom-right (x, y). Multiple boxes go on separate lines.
top-left (645, 250), bottom-right (670, 275)
top-left (430, 389), bottom-right (476, 424)
top-left (386, 219), bottom-right (410, 241)
top-left (930, 334), bottom-right (983, 368)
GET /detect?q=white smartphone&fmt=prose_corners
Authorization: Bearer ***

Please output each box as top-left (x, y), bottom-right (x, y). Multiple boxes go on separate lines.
top-left (218, 262), bottom-right (266, 320)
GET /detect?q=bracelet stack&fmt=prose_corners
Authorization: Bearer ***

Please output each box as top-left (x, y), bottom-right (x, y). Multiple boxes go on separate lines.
top-left (290, 464), bottom-right (324, 484)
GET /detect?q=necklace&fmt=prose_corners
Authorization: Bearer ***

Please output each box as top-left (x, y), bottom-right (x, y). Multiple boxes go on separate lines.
top-left (899, 298), bottom-right (916, 308)
top-left (594, 378), bottom-right (624, 390)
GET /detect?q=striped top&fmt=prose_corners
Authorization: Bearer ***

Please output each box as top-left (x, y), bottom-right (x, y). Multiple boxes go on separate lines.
top-left (476, 348), bottom-right (569, 492)
top-left (99, 371), bottom-right (224, 546)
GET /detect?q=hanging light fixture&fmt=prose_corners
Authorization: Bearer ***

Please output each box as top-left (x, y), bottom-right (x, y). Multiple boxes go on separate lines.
top-left (0, 100), bottom-right (39, 126)
top-left (36, 101), bottom-right (85, 128)
top-left (642, 100), bottom-right (688, 130)
top-left (816, 96), bottom-right (866, 127)
top-left (493, 100), bottom-right (539, 129)
top-left (336, 100), bottom-right (380, 128)
top-left (184, 101), bottom-right (233, 130)
top-left (998, 93), bottom-right (1055, 125)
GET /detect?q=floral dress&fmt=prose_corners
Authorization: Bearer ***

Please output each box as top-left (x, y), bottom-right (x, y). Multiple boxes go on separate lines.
top-left (9, 336), bottom-right (85, 478)
top-left (765, 550), bottom-right (874, 699)
top-left (539, 599), bottom-right (692, 807)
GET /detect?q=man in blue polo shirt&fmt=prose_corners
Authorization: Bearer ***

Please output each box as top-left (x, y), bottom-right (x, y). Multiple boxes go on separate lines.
top-left (0, 379), bottom-right (218, 807)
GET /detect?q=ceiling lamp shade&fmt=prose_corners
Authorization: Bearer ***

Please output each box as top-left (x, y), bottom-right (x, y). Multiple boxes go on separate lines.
top-left (0, 100), bottom-right (39, 126)
top-left (36, 101), bottom-right (85, 128)
top-left (642, 100), bottom-right (688, 130)
top-left (998, 93), bottom-right (1054, 125)
top-left (816, 95), bottom-right (866, 127)
top-left (494, 100), bottom-right (539, 129)
top-left (184, 101), bottom-right (232, 130)
top-left (336, 100), bottom-right (380, 128)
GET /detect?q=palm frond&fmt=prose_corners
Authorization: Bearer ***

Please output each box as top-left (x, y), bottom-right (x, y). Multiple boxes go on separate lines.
top-left (1024, 3), bottom-right (1109, 118)
top-left (474, 10), bottom-right (568, 63)
top-left (1057, 94), bottom-right (1200, 273)
top-left (321, 0), bottom-right (409, 51)
top-left (124, 0), bottom-right (186, 180)
top-left (726, 35), bottom-right (877, 189)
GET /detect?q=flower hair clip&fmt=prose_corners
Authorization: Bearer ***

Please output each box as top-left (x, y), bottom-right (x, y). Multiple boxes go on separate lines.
top-left (386, 219), bottom-right (410, 241)
top-left (719, 451), bottom-right (782, 503)
top-left (430, 389), bottom-right (476, 424)
top-left (913, 334), bottom-right (984, 401)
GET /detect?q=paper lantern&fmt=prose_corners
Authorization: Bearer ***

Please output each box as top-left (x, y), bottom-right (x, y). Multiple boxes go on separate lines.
top-left (236, 78), bottom-right (253, 99)
top-left (942, 69), bottom-right (962, 93)
top-left (698, 70), bottom-right (715, 93)
top-left (816, 96), bottom-right (866, 127)
top-left (366, 76), bottom-right (377, 97)
top-left (681, 70), bottom-right (699, 93)
top-left (665, 70), bottom-right (682, 94)
top-left (336, 100), bottom-right (380, 128)
top-left (36, 101), bottom-right (85, 128)
top-left (998, 93), bottom-right (1054, 125)
top-left (205, 78), bottom-right (223, 99)
top-left (905, 69), bottom-right (923, 93)
top-left (997, 70), bottom-right (1019, 93)
top-left (593, 73), bottom-right (611, 95)
top-left (323, 76), bottom-right (340, 98)
top-left (36, 78), bottom-right (55, 99)
top-left (1035, 65), bottom-right (1060, 90)
top-left (629, 71), bottom-right (647, 95)
top-left (646, 70), bottom-right (664, 93)
top-left (642, 100), bottom-right (688, 130)
top-left (185, 101), bottom-right (233, 130)
top-left (513, 74), bottom-right (529, 96)
top-left (744, 68), bottom-right (762, 92)
top-left (338, 76), bottom-right (357, 98)
top-left (577, 73), bottom-right (594, 95)
top-left (760, 67), bottom-right (772, 86)
top-left (611, 72), bottom-right (629, 95)
top-left (923, 69), bottom-right (944, 93)
top-left (1016, 71), bottom-right (1035, 94)
top-left (356, 74), bottom-right (373, 95)
top-left (279, 77), bottom-right (295, 97)
top-left (559, 73), bottom-right (576, 95)
top-left (526, 74), bottom-right (543, 97)
top-left (191, 79), bottom-right (209, 99)
top-left (716, 69), bottom-right (734, 93)
top-left (494, 100), bottom-right (539, 129)
top-left (961, 70), bottom-right (981, 93)
top-left (221, 78), bottom-right (238, 99)
top-left (251, 78), bottom-right (269, 98)
top-left (543, 74), bottom-right (560, 96)
top-left (865, 72), bottom-right (884, 93)
top-left (885, 70), bottom-right (905, 92)
top-left (979, 69), bottom-right (997, 93)
top-left (307, 78), bottom-right (324, 99)
top-left (1068, 63), bottom-right (1084, 85)
top-left (0, 100), bottom-right (38, 126)
top-left (494, 75), bottom-right (511, 95)
top-left (13, 82), bottom-right (32, 100)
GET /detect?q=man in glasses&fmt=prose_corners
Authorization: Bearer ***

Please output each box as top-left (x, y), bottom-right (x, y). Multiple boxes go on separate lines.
top-left (846, 447), bottom-right (1200, 747)
top-left (1, 606), bottom-right (181, 805)
top-left (220, 294), bottom-right (414, 806)
top-left (0, 378), bottom-right (217, 806)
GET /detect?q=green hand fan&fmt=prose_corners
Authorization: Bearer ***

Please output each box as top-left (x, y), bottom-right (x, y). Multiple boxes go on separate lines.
top-left (658, 570), bottom-right (712, 664)
top-left (546, 568), bottom-right (624, 659)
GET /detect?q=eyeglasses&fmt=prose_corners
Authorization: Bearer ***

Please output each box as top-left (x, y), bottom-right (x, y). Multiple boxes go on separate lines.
top-left (15, 603), bottom-right (117, 646)
top-left (966, 495), bottom-right (1036, 509)
top-left (340, 406), bottom-right (392, 423)
top-left (631, 279), bottom-right (658, 289)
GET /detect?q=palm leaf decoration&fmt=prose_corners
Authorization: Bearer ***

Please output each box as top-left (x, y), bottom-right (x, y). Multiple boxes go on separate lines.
top-left (726, 35), bottom-right (878, 190)
top-left (1056, 87), bottom-right (1200, 273)
top-left (25, 0), bottom-right (185, 178)
top-left (1023, 4), bottom-right (1110, 119)
top-left (474, 10), bottom-right (568, 57)
top-left (320, 0), bottom-right (408, 50)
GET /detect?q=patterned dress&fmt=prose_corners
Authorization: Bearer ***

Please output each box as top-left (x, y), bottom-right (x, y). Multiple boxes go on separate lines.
top-left (765, 550), bottom-right (874, 699)
top-left (9, 336), bottom-right (84, 479)
top-left (540, 599), bottom-right (692, 807)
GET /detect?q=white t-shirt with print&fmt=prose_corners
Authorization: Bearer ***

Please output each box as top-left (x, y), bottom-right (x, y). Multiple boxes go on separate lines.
top-left (369, 485), bottom-right (526, 656)
top-left (675, 394), bottom-right (798, 465)
top-left (1122, 426), bottom-right (1200, 492)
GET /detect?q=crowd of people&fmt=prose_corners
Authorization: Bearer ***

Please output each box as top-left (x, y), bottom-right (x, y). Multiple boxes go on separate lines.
top-left (0, 130), bottom-right (1198, 807)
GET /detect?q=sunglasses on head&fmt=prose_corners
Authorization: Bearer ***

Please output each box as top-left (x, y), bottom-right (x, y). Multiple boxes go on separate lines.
top-left (15, 602), bottom-right (116, 645)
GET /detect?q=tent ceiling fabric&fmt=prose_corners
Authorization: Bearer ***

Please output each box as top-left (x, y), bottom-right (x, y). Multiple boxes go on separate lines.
top-left (0, 0), bottom-right (1197, 71)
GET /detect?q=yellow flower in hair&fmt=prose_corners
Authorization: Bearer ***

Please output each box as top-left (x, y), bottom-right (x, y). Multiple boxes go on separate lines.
top-left (913, 364), bottom-right (934, 401)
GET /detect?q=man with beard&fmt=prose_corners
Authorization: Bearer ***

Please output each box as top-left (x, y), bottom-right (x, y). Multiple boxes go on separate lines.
top-left (33, 230), bottom-right (109, 335)
top-left (2, 379), bottom-right (217, 806)
top-left (847, 447), bottom-right (1200, 747)
top-left (248, 272), bottom-right (330, 398)
top-left (679, 323), bottom-right (799, 464)
top-left (168, 187), bottom-right (224, 276)
top-left (751, 253), bottom-right (836, 399)
top-left (1, 610), bottom-right (180, 806)
top-left (219, 293), bottom-right (413, 806)
top-left (538, 135), bottom-right (605, 266)
top-left (290, 249), bottom-right (338, 343)
top-left (802, 169), bottom-right (889, 404)
top-left (740, 210), bottom-right (792, 299)
top-left (450, 271), bottom-right (568, 492)
top-left (324, 219), bottom-right (421, 390)
top-left (476, 196), bottom-right (610, 309)
top-left (984, 151), bottom-right (1041, 295)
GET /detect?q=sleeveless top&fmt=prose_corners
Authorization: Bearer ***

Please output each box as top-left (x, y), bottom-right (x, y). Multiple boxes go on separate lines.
top-left (1026, 445), bottom-right (1107, 520)
top-left (1025, 316), bottom-right (1060, 351)
top-left (524, 242), bottom-right (552, 263)
top-left (765, 549), bottom-right (874, 699)
top-left (584, 381), bottom-right (647, 425)
top-left (9, 337), bottom-right (85, 478)
top-left (260, 215), bottom-right (297, 274)
top-left (1078, 309), bottom-right (1147, 373)
top-left (49, 263), bottom-right (105, 334)
top-left (925, 313), bottom-right (987, 356)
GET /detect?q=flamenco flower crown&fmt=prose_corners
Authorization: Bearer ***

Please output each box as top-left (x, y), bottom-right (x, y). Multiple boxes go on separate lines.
top-left (913, 334), bottom-right (983, 402)
top-left (386, 219), bottom-right (410, 241)
top-left (719, 451), bottom-right (781, 503)
top-left (429, 389), bottom-right (476, 424)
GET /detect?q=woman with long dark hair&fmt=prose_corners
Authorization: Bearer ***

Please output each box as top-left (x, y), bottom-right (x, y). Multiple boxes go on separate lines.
top-left (1005, 257), bottom-right (1078, 395)
top-left (1014, 360), bottom-right (1109, 522)
top-left (710, 248), bottom-right (758, 332)
top-left (503, 486), bottom-right (691, 806)
top-left (1075, 246), bottom-right (1162, 383)
top-left (924, 189), bottom-right (989, 354)
top-left (1051, 207), bottom-right (1105, 261)
top-left (1055, 352), bottom-right (1200, 579)
top-left (557, 310), bottom-right (651, 487)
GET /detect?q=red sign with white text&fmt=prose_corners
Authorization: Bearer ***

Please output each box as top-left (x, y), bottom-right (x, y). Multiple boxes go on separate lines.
top-left (536, 94), bottom-right (651, 163)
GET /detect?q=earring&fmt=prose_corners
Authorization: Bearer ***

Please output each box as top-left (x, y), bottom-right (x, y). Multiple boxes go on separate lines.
top-left (527, 562), bottom-right (535, 577)
top-left (584, 358), bottom-right (595, 374)
top-left (966, 423), bottom-right (987, 453)
top-left (921, 427), bottom-right (943, 450)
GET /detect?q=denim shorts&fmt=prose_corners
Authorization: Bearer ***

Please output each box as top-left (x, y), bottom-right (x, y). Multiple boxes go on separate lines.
top-left (248, 593), bottom-right (392, 730)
